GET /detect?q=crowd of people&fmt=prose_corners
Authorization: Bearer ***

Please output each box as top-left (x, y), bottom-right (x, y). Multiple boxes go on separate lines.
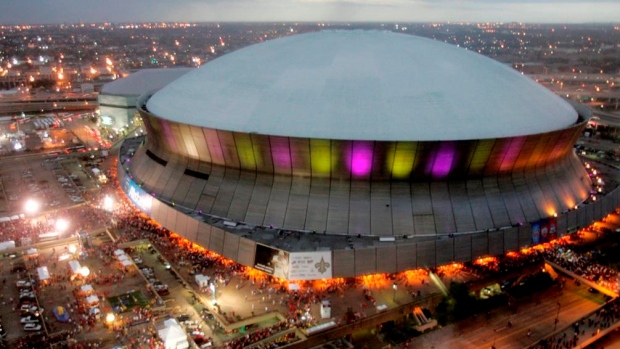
top-left (532, 297), bottom-right (620, 349)
top-left (544, 244), bottom-right (620, 294)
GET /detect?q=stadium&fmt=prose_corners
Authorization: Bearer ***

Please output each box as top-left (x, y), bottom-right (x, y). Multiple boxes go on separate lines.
top-left (117, 30), bottom-right (611, 281)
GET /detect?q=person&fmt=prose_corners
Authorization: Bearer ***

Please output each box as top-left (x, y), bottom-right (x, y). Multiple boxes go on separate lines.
top-left (527, 329), bottom-right (532, 337)
top-left (271, 250), bottom-right (289, 280)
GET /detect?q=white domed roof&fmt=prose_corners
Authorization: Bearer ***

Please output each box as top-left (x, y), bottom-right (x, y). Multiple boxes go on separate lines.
top-left (147, 30), bottom-right (578, 141)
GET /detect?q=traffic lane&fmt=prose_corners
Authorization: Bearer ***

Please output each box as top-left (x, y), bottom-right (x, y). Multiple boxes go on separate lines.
top-left (406, 281), bottom-right (605, 349)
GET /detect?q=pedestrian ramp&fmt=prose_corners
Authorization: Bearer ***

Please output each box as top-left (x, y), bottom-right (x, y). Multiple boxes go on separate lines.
top-left (413, 307), bottom-right (437, 333)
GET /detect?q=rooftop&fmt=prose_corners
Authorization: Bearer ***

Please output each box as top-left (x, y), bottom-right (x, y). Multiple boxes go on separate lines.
top-left (147, 30), bottom-right (577, 141)
top-left (101, 68), bottom-right (193, 97)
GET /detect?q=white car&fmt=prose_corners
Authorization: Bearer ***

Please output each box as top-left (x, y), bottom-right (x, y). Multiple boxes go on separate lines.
top-left (20, 305), bottom-right (39, 313)
top-left (23, 323), bottom-right (42, 331)
top-left (20, 316), bottom-right (41, 324)
top-left (16, 280), bottom-right (32, 288)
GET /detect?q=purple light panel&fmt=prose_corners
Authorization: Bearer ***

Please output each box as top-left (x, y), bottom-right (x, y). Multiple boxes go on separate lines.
top-left (349, 141), bottom-right (374, 177)
top-left (270, 137), bottom-right (292, 171)
top-left (431, 142), bottom-right (456, 178)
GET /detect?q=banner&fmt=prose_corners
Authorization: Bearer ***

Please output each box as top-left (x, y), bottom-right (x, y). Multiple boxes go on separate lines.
top-left (547, 217), bottom-right (558, 242)
top-left (531, 221), bottom-right (541, 244)
top-left (539, 218), bottom-right (550, 243)
top-left (122, 177), bottom-right (152, 214)
top-left (288, 251), bottom-right (332, 280)
top-left (254, 244), bottom-right (289, 280)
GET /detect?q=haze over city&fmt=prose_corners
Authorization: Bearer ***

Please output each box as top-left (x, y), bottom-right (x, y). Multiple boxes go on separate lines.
top-left (1, 0), bottom-right (620, 24)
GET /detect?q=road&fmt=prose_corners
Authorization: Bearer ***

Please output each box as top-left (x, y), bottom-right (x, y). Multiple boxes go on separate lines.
top-left (402, 281), bottom-right (605, 349)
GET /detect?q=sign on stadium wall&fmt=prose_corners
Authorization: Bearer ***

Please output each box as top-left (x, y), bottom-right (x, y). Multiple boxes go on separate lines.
top-left (254, 244), bottom-right (290, 280)
top-left (288, 251), bottom-right (332, 280)
top-left (531, 217), bottom-right (558, 244)
top-left (122, 176), bottom-right (153, 214)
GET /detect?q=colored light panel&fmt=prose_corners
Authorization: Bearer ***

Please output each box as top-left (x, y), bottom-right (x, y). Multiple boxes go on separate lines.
top-left (160, 120), bottom-right (178, 153)
top-left (469, 139), bottom-right (495, 176)
top-left (388, 142), bottom-right (417, 179)
top-left (499, 136), bottom-right (526, 173)
top-left (431, 142), bottom-right (456, 178)
top-left (235, 133), bottom-right (258, 169)
top-left (270, 136), bottom-right (292, 172)
top-left (349, 141), bottom-right (373, 177)
top-left (180, 124), bottom-right (199, 159)
top-left (203, 128), bottom-right (225, 165)
top-left (310, 139), bottom-right (333, 174)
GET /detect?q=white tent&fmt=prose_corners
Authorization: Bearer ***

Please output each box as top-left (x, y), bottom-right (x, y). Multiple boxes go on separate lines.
top-left (86, 295), bottom-right (99, 305)
top-left (194, 274), bottom-right (210, 288)
top-left (0, 240), bottom-right (16, 251)
top-left (81, 284), bottom-right (94, 294)
top-left (37, 266), bottom-right (50, 281)
top-left (69, 260), bottom-right (82, 274)
top-left (158, 319), bottom-right (189, 349)
top-left (114, 249), bottom-right (125, 256)
top-left (117, 254), bottom-right (130, 261)
top-left (120, 259), bottom-right (133, 267)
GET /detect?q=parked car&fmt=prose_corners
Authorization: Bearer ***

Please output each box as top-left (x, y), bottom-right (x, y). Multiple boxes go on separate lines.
top-left (20, 316), bottom-right (41, 324)
top-left (16, 280), bottom-right (32, 288)
top-left (23, 323), bottom-right (42, 331)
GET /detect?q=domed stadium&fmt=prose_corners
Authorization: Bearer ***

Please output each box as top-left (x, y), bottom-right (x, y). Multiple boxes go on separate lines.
top-left (118, 30), bottom-right (595, 280)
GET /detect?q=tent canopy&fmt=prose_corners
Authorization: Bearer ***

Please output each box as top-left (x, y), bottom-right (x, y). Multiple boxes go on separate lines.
top-left (194, 274), bottom-right (210, 287)
top-left (114, 249), bottom-right (125, 256)
top-left (120, 259), bottom-right (133, 267)
top-left (37, 266), bottom-right (50, 281)
top-left (159, 319), bottom-right (188, 349)
top-left (86, 295), bottom-right (99, 304)
top-left (81, 284), bottom-right (94, 293)
top-left (69, 260), bottom-right (82, 274)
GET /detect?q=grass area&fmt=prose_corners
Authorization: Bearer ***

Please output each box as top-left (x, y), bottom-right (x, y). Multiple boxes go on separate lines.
top-left (107, 290), bottom-right (149, 313)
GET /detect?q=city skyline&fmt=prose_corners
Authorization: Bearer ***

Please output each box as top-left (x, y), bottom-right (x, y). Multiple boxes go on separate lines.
top-left (1, 0), bottom-right (620, 25)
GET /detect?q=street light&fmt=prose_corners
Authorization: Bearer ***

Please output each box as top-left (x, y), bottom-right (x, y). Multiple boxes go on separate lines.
top-left (103, 195), bottom-right (114, 211)
top-left (209, 282), bottom-right (216, 305)
top-left (106, 312), bottom-right (116, 329)
top-left (24, 199), bottom-right (40, 214)
top-left (55, 218), bottom-right (69, 232)
top-left (392, 282), bottom-right (398, 303)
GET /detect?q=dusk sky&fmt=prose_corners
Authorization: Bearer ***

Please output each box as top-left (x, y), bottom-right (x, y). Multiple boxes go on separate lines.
top-left (1, 0), bottom-right (619, 24)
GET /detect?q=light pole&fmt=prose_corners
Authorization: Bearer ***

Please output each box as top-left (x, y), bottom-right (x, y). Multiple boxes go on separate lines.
top-left (554, 302), bottom-right (561, 330)
top-left (392, 282), bottom-right (398, 303)
top-left (24, 199), bottom-right (40, 215)
top-left (103, 195), bottom-right (114, 211)
top-left (209, 282), bottom-right (216, 306)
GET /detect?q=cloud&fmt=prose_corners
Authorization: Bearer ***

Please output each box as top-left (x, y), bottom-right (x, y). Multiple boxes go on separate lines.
top-left (0, 0), bottom-right (619, 24)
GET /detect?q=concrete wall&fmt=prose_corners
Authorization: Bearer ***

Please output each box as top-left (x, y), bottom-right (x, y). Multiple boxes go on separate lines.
top-left (118, 154), bottom-right (620, 279)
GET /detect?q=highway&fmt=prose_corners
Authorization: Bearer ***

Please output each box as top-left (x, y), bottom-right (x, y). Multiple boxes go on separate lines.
top-left (592, 110), bottom-right (620, 127)
top-left (404, 281), bottom-right (605, 349)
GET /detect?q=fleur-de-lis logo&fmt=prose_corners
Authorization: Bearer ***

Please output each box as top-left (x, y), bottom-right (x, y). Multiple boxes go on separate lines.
top-left (315, 257), bottom-right (331, 274)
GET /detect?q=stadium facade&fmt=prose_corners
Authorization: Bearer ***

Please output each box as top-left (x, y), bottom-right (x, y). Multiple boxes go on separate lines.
top-left (117, 30), bottom-right (615, 281)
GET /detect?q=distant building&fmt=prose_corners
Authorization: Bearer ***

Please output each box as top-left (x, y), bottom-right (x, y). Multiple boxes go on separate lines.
top-left (98, 68), bottom-right (192, 130)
